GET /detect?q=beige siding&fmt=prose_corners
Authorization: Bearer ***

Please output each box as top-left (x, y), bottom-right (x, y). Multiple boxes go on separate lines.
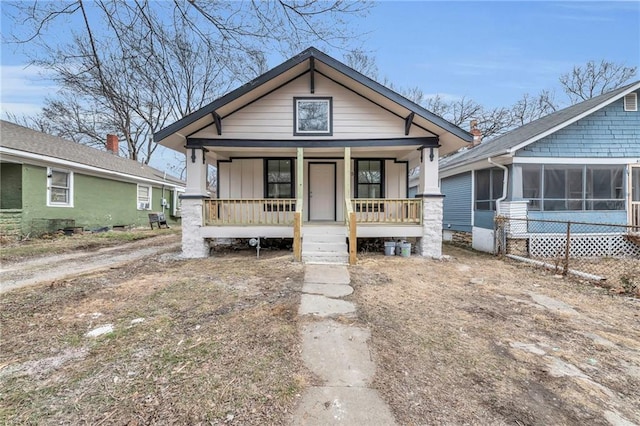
top-left (385, 160), bottom-right (407, 198)
top-left (192, 74), bottom-right (431, 140)
top-left (218, 159), bottom-right (263, 198)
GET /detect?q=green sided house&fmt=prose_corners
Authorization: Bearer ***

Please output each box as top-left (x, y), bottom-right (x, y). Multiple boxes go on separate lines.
top-left (0, 120), bottom-right (185, 237)
top-left (154, 47), bottom-right (472, 263)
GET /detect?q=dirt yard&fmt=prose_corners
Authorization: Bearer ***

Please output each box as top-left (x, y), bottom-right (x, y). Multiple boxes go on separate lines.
top-left (1, 233), bottom-right (639, 425)
top-left (351, 248), bottom-right (640, 425)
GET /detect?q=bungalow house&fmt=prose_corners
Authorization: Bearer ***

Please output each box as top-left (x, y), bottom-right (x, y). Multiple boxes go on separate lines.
top-left (154, 47), bottom-right (473, 263)
top-left (439, 81), bottom-right (640, 253)
top-left (0, 120), bottom-right (185, 237)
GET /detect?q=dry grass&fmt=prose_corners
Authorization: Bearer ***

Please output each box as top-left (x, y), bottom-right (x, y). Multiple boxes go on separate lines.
top-left (3, 233), bottom-right (640, 425)
top-left (350, 245), bottom-right (640, 425)
top-left (0, 228), bottom-right (178, 263)
top-left (0, 249), bottom-right (307, 425)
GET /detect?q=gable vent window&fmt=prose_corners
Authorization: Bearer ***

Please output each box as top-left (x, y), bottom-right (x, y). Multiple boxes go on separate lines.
top-left (624, 93), bottom-right (638, 112)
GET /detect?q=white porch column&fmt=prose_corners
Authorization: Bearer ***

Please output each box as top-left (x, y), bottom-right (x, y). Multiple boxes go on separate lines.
top-left (296, 147), bottom-right (304, 206)
top-left (344, 147), bottom-right (351, 201)
top-left (181, 147), bottom-right (209, 258)
top-left (416, 146), bottom-right (444, 258)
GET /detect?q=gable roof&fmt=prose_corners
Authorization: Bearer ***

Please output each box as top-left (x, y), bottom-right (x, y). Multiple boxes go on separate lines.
top-left (440, 80), bottom-right (640, 172)
top-left (0, 120), bottom-right (184, 187)
top-left (154, 47), bottom-right (473, 153)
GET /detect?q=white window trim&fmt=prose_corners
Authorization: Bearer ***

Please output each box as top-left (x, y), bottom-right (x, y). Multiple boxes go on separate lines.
top-left (137, 184), bottom-right (152, 210)
top-left (46, 167), bottom-right (74, 208)
top-left (294, 97), bottom-right (333, 136)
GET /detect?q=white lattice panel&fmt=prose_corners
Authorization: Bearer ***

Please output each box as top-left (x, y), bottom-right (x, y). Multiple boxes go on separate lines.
top-left (529, 233), bottom-right (640, 258)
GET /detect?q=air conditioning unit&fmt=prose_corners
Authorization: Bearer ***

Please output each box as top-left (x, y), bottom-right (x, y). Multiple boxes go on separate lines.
top-left (138, 201), bottom-right (150, 210)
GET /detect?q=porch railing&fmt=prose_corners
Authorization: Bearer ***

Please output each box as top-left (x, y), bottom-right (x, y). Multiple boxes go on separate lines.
top-left (632, 202), bottom-right (640, 229)
top-left (350, 198), bottom-right (422, 224)
top-left (204, 199), bottom-right (297, 225)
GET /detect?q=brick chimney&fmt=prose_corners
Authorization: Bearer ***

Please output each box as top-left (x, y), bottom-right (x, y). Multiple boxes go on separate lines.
top-left (106, 134), bottom-right (119, 155)
top-left (470, 120), bottom-right (482, 146)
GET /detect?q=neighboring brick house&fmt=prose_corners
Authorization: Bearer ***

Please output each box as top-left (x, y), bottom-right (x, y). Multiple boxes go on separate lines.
top-left (0, 121), bottom-right (185, 237)
top-left (438, 81), bottom-right (640, 252)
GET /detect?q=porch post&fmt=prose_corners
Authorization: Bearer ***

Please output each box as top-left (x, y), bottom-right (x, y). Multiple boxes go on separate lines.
top-left (296, 147), bottom-right (304, 205)
top-left (416, 146), bottom-right (444, 258)
top-left (293, 147), bottom-right (304, 261)
top-left (181, 147), bottom-right (209, 258)
top-left (344, 147), bottom-right (351, 200)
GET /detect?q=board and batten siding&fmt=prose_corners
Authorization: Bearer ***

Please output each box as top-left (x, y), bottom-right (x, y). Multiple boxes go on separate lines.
top-left (517, 90), bottom-right (640, 158)
top-left (218, 159), bottom-right (264, 198)
top-left (217, 158), bottom-right (407, 221)
top-left (441, 172), bottom-right (472, 232)
top-left (191, 73), bottom-right (431, 141)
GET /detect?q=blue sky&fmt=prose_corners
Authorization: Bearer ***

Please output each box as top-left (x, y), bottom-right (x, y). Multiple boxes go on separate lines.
top-left (1, 1), bottom-right (639, 117)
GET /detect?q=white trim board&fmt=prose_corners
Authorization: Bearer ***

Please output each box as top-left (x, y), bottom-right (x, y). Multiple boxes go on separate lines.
top-left (0, 147), bottom-right (184, 189)
top-left (512, 157), bottom-right (640, 165)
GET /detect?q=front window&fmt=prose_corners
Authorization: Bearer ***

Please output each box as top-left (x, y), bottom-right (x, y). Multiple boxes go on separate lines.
top-left (265, 159), bottom-right (294, 198)
top-left (137, 185), bottom-right (152, 210)
top-left (356, 160), bottom-right (383, 198)
top-left (47, 168), bottom-right (73, 207)
top-left (475, 168), bottom-right (504, 211)
top-left (520, 164), bottom-right (624, 211)
top-left (294, 97), bottom-right (332, 135)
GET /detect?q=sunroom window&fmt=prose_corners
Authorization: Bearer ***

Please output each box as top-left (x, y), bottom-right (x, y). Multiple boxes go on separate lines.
top-left (520, 164), bottom-right (624, 211)
top-left (475, 168), bottom-right (504, 211)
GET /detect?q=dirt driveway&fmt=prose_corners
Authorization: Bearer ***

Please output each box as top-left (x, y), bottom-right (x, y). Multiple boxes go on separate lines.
top-left (0, 233), bottom-right (180, 293)
top-left (1, 236), bottom-right (638, 425)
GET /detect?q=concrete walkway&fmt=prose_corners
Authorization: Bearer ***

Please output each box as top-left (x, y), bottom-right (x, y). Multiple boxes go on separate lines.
top-left (292, 264), bottom-right (396, 425)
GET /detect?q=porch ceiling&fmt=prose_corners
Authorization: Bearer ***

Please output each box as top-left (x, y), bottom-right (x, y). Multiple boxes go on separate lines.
top-left (203, 144), bottom-right (422, 163)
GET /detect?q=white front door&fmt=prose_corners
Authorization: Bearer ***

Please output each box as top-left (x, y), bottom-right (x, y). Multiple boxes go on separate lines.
top-left (309, 162), bottom-right (336, 221)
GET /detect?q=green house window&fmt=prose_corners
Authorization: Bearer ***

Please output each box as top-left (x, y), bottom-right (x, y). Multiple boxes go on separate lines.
top-left (47, 168), bottom-right (73, 207)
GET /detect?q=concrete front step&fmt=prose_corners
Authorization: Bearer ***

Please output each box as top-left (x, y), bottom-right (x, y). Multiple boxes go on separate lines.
top-left (302, 254), bottom-right (349, 265)
top-left (302, 242), bottom-right (348, 252)
top-left (302, 225), bottom-right (348, 264)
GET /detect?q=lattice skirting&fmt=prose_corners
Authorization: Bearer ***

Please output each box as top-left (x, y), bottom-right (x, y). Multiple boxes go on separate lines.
top-left (528, 233), bottom-right (640, 258)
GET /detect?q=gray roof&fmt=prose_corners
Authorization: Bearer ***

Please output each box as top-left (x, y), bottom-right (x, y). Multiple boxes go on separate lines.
top-left (440, 80), bottom-right (640, 171)
top-left (155, 47), bottom-right (473, 144)
top-left (0, 120), bottom-right (184, 186)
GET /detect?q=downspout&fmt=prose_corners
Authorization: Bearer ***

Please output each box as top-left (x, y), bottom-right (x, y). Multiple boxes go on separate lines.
top-left (488, 157), bottom-right (509, 255)
top-left (488, 157), bottom-right (508, 216)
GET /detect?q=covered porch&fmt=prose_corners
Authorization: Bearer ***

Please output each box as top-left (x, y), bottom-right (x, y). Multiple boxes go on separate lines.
top-left (183, 142), bottom-right (441, 264)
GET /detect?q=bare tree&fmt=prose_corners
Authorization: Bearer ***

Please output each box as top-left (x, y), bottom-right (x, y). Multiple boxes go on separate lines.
top-left (560, 60), bottom-right (637, 103)
top-left (5, 0), bottom-right (370, 164)
top-left (344, 49), bottom-right (379, 81)
top-left (510, 90), bottom-right (558, 126)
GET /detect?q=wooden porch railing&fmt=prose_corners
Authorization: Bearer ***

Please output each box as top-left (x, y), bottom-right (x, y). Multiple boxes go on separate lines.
top-left (350, 198), bottom-right (422, 224)
top-left (204, 199), bottom-right (297, 225)
top-left (345, 198), bottom-right (357, 265)
top-left (632, 202), bottom-right (640, 229)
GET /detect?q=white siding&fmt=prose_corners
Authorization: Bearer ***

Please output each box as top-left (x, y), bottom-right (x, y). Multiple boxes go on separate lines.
top-left (218, 159), bottom-right (263, 198)
top-left (384, 160), bottom-right (407, 198)
top-left (192, 74), bottom-right (431, 141)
